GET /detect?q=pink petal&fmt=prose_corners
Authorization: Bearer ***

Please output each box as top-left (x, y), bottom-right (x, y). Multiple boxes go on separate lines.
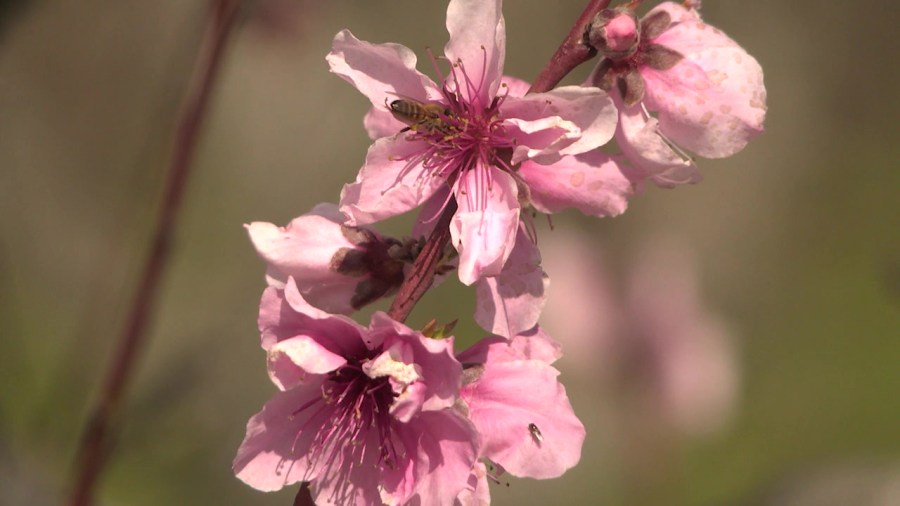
top-left (363, 106), bottom-right (405, 140)
top-left (499, 75), bottom-right (530, 98)
top-left (503, 116), bottom-right (578, 164)
top-left (308, 433), bottom-right (385, 506)
top-left (444, 0), bottom-right (505, 108)
top-left (258, 285), bottom-right (307, 350)
top-left (474, 226), bottom-right (548, 338)
top-left (340, 136), bottom-right (447, 226)
top-left (381, 411), bottom-right (478, 505)
top-left (246, 204), bottom-right (365, 314)
top-left (233, 384), bottom-right (326, 492)
top-left (519, 150), bottom-right (636, 217)
top-left (267, 336), bottom-right (347, 390)
top-left (296, 278), bottom-right (366, 316)
top-left (461, 360), bottom-right (584, 479)
top-left (457, 327), bottom-right (562, 366)
top-left (327, 30), bottom-right (441, 110)
top-left (370, 312), bottom-right (463, 412)
top-left (280, 279), bottom-right (372, 357)
top-left (451, 167), bottom-right (520, 285)
top-left (455, 462), bottom-right (491, 506)
top-left (502, 86), bottom-right (617, 159)
top-left (614, 95), bottom-right (702, 187)
top-left (411, 185), bottom-right (453, 239)
top-left (641, 3), bottom-right (767, 158)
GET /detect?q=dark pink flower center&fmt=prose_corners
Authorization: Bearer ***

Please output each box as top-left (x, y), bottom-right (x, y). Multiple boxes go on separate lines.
top-left (394, 51), bottom-right (517, 212)
top-left (290, 348), bottom-right (401, 492)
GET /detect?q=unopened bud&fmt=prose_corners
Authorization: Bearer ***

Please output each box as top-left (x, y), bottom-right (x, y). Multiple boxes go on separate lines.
top-left (587, 8), bottom-right (640, 60)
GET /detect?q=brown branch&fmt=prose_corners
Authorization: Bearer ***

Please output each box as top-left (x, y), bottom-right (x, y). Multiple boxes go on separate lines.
top-left (387, 198), bottom-right (458, 323)
top-left (528, 0), bottom-right (611, 93)
top-left (67, 2), bottom-right (240, 504)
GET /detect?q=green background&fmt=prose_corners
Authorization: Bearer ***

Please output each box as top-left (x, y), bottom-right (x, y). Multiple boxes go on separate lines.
top-left (1, 0), bottom-right (897, 504)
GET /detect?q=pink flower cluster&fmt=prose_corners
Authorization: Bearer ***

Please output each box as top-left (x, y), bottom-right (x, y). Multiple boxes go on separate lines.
top-left (235, 0), bottom-right (765, 504)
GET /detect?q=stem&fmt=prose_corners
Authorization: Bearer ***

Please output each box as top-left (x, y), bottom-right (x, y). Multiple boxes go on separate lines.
top-left (68, 2), bottom-right (240, 504)
top-left (387, 198), bottom-right (458, 323)
top-left (386, 0), bottom-right (610, 324)
top-left (528, 0), bottom-right (611, 93)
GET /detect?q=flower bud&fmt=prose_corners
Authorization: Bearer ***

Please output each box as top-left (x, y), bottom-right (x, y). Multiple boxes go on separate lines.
top-left (587, 8), bottom-right (640, 60)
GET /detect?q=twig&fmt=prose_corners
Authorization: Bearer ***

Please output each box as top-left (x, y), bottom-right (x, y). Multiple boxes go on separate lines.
top-left (387, 198), bottom-right (458, 323)
top-left (68, 2), bottom-right (240, 504)
top-left (529, 0), bottom-right (611, 93)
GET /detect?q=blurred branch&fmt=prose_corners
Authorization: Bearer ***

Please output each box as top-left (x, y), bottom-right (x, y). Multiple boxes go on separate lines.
top-left (67, 1), bottom-right (241, 505)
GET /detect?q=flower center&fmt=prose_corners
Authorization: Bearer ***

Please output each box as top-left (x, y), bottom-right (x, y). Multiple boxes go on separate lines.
top-left (390, 52), bottom-right (517, 214)
top-left (292, 351), bottom-right (401, 481)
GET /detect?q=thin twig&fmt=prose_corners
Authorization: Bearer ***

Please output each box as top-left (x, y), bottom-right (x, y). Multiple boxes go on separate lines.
top-left (68, 2), bottom-right (240, 504)
top-left (387, 198), bottom-right (458, 323)
top-left (529, 0), bottom-right (610, 93)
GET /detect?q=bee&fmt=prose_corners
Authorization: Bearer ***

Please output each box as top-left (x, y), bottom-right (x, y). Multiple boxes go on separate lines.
top-left (388, 99), bottom-right (453, 134)
top-left (528, 423), bottom-right (543, 443)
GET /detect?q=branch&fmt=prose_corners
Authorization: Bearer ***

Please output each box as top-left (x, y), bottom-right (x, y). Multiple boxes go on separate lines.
top-left (387, 198), bottom-right (458, 323)
top-left (529, 0), bottom-right (610, 93)
top-left (68, 2), bottom-right (240, 504)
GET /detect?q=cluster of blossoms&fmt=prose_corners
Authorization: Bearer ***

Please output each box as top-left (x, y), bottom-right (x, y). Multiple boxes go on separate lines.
top-left (234, 0), bottom-right (765, 504)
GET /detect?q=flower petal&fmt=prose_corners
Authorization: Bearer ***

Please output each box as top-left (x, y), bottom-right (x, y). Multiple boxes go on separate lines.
top-left (247, 204), bottom-right (369, 314)
top-left (614, 95), bottom-right (702, 187)
top-left (380, 410), bottom-right (478, 506)
top-left (309, 433), bottom-right (385, 506)
top-left (455, 462), bottom-right (491, 506)
top-left (457, 327), bottom-right (563, 366)
top-left (641, 3), bottom-right (766, 158)
top-left (502, 86), bottom-right (617, 159)
top-left (444, 0), bottom-right (505, 107)
top-left (258, 285), bottom-right (308, 350)
top-left (267, 336), bottom-right (347, 390)
top-left (451, 167), bottom-right (520, 285)
top-left (461, 359), bottom-right (584, 479)
top-left (274, 279), bottom-right (372, 358)
top-left (503, 116), bottom-right (579, 165)
top-left (474, 225), bottom-right (548, 338)
top-left (364, 106), bottom-right (406, 140)
top-left (233, 384), bottom-right (326, 492)
top-left (519, 150), bottom-right (637, 217)
top-left (327, 29), bottom-right (441, 110)
top-left (499, 75), bottom-right (531, 99)
top-left (371, 312), bottom-right (463, 412)
top-left (340, 136), bottom-right (447, 225)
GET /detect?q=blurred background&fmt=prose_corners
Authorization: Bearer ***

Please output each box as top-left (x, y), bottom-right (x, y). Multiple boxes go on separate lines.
top-left (1, 0), bottom-right (898, 505)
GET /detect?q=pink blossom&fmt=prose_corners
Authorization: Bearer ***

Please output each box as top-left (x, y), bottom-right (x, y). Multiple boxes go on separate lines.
top-left (235, 278), bottom-right (477, 504)
top-left (623, 237), bottom-right (739, 436)
top-left (327, 0), bottom-right (618, 285)
top-left (588, 2), bottom-right (767, 186)
top-left (537, 228), bottom-right (621, 377)
top-left (457, 328), bottom-right (585, 480)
